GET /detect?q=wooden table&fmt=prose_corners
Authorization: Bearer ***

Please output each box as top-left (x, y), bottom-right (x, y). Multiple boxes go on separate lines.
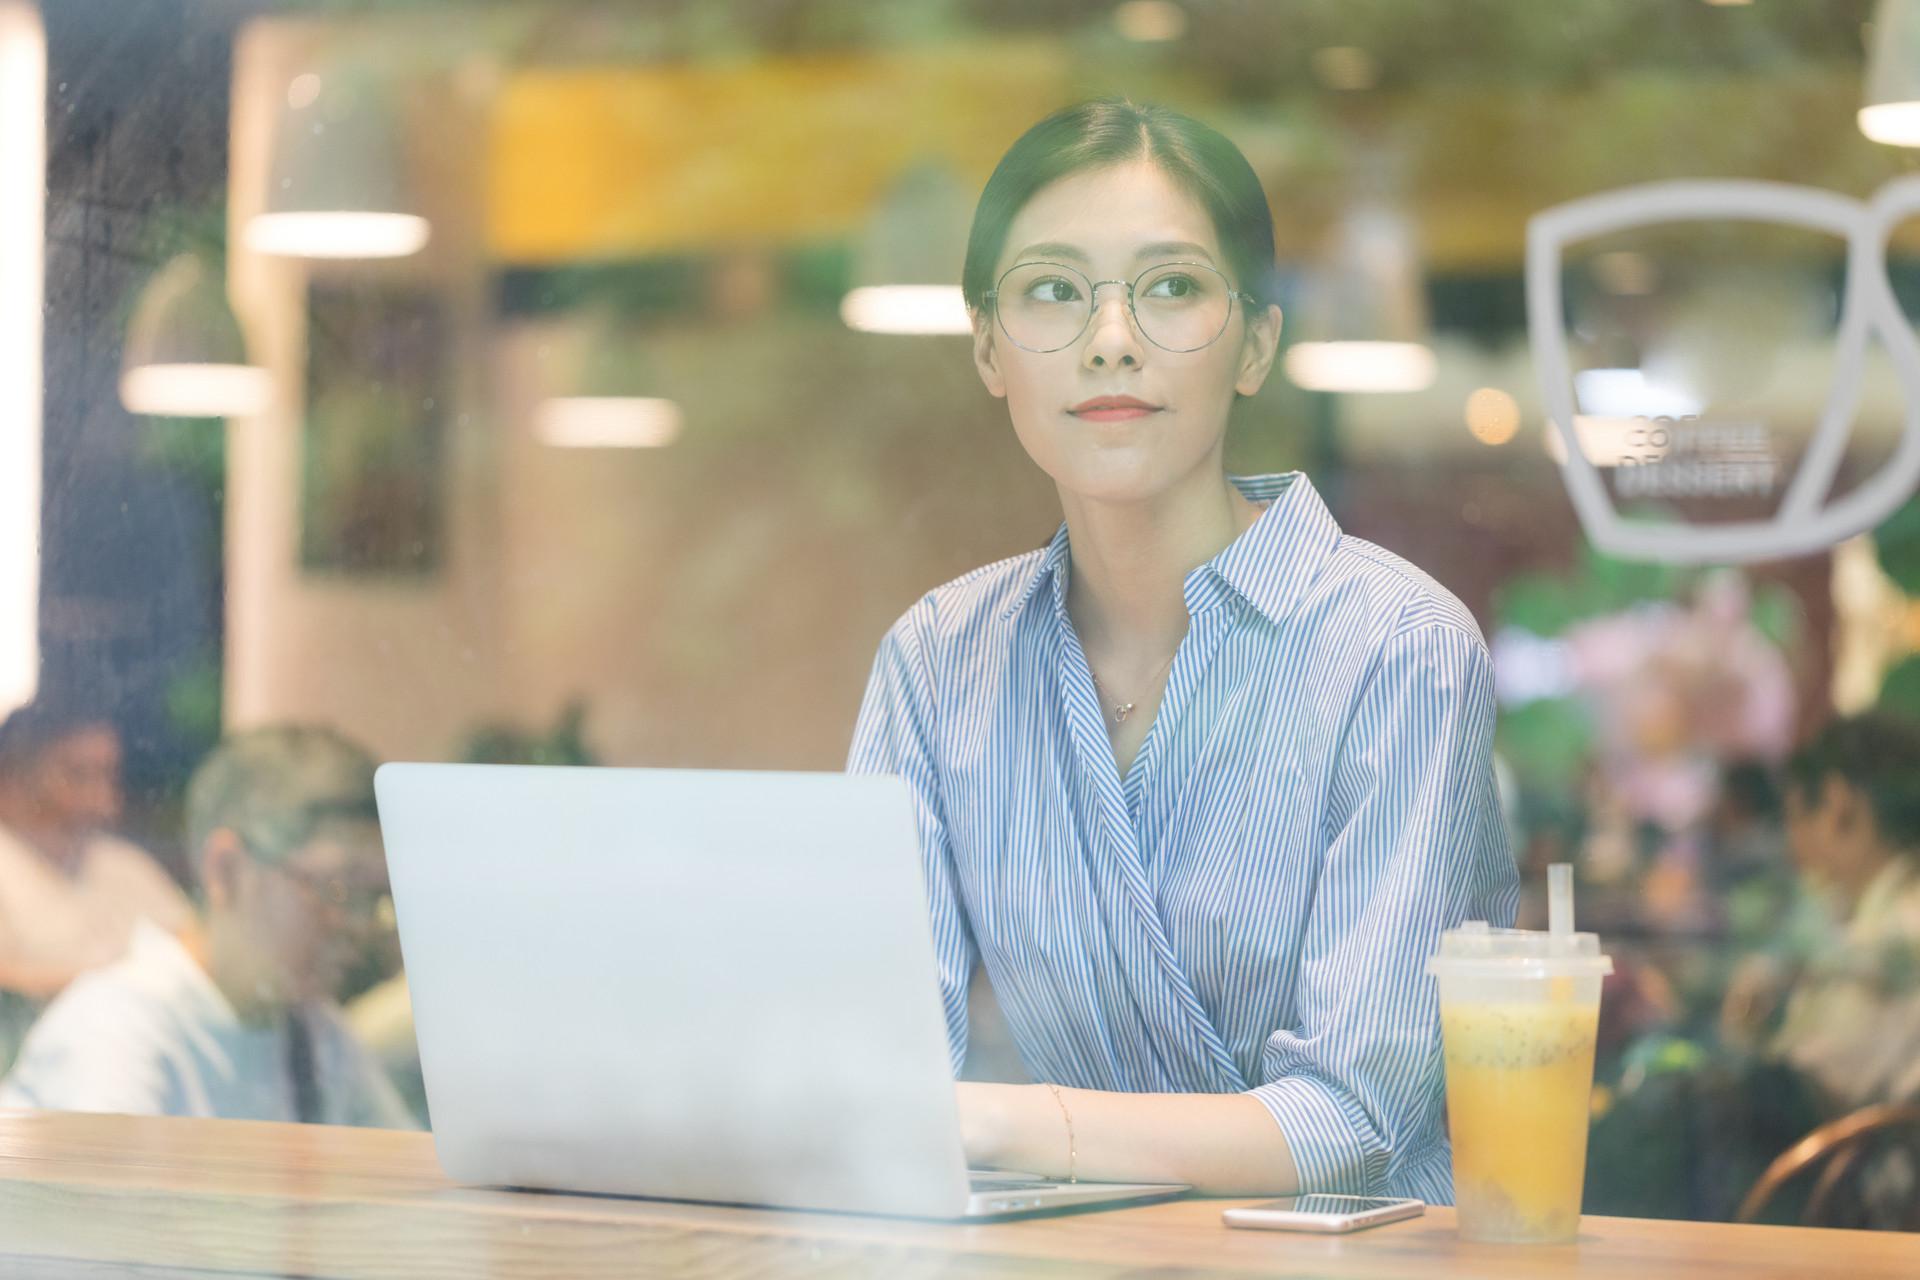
top-left (0, 1113), bottom-right (1913, 1278)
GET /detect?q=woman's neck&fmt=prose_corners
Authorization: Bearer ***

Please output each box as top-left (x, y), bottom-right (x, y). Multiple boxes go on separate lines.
top-left (1061, 466), bottom-right (1264, 670)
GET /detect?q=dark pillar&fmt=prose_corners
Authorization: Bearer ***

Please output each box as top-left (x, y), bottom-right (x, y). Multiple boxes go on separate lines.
top-left (37, 0), bottom-right (252, 869)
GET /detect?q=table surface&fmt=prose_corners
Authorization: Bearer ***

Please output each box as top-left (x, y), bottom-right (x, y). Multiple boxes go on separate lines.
top-left (0, 1112), bottom-right (1914, 1279)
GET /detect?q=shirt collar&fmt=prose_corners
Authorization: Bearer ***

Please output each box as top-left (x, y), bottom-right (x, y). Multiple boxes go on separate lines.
top-left (1002, 518), bottom-right (1075, 622)
top-left (127, 918), bottom-right (245, 1029)
top-left (1000, 471), bottom-right (1342, 627)
top-left (1205, 472), bottom-right (1342, 625)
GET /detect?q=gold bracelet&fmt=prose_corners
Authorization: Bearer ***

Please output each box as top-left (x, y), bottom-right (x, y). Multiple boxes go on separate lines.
top-left (1043, 1082), bottom-right (1077, 1184)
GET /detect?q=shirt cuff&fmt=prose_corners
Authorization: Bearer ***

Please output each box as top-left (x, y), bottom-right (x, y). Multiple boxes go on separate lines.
top-left (1247, 1074), bottom-right (1387, 1194)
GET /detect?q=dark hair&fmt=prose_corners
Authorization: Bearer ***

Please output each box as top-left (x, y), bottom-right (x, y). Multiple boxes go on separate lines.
top-left (1719, 760), bottom-right (1781, 823)
top-left (0, 700), bottom-right (117, 773)
top-left (1785, 712), bottom-right (1920, 851)
top-left (960, 97), bottom-right (1277, 313)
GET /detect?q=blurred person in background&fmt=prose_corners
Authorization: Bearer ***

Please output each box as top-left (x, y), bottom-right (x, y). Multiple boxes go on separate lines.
top-left (0, 701), bottom-right (192, 1068)
top-left (1592, 712), bottom-right (1920, 1220)
top-left (1720, 712), bottom-right (1920, 1110)
top-left (0, 726), bottom-right (417, 1128)
top-left (1709, 763), bottom-right (1790, 900)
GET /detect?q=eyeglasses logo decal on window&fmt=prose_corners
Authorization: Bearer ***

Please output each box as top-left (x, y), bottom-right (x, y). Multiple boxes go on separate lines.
top-left (1528, 178), bottom-right (1920, 564)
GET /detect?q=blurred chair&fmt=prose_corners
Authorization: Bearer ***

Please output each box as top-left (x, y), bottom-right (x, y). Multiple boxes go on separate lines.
top-left (1736, 1103), bottom-right (1920, 1230)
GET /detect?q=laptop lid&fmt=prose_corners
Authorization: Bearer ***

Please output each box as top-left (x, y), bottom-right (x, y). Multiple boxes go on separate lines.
top-left (374, 763), bottom-right (974, 1217)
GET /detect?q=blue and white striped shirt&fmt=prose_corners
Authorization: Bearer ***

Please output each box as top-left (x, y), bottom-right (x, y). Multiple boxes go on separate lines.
top-left (847, 471), bottom-right (1517, 1202)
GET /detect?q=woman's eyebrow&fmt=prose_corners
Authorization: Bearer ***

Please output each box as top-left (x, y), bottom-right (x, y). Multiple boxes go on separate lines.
top-left (1011, 241), bottom-right (1089, 263)
top-left (1134, 240), bottom-right (1216, 264)
top-left (1009, 240), bottom-right (1218, 265)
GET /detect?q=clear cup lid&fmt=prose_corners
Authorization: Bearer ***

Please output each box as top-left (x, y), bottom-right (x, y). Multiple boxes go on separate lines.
top-left (1424, 922), bottom-right (1614, 979)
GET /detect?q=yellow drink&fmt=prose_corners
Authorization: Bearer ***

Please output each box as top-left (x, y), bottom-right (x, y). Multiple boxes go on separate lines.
top-left (1441, 998), bottom-right (1599, 1243)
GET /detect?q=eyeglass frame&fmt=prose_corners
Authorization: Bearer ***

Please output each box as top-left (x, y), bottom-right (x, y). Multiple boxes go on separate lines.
top-left (982, 259), bottom-right (1260, 354)
top-left (233, 826), bottom-right (390, 918)
top-left (271, 859), bottom-right (393, 919)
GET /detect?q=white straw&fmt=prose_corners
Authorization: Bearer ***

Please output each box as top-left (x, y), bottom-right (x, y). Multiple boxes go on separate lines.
top-left (1548, 863), bottom-right (1574, 938)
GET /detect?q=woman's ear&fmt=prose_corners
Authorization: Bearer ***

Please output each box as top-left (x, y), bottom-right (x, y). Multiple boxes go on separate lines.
top-left (199, 828), bottom-right (250, 912)
top-left (1235, 302), bottom-right (1283, 398)
top-left (971, 310), bottom-right (1008, 399)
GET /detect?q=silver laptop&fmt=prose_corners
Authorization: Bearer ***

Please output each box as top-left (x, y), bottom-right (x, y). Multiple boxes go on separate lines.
top-left (373, 763), bottom-right (1186, 1218)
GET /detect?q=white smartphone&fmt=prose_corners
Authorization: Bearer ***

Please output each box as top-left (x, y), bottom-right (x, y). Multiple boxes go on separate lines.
top-left (1221, 1194), bottom-right (1425, 1233)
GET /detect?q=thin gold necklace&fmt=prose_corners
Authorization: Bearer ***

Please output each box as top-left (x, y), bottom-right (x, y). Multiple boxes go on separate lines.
top-left (1090, 648), bottom-right (1178, 725)
top-left (1082, 496), bottom-right (1261, 726)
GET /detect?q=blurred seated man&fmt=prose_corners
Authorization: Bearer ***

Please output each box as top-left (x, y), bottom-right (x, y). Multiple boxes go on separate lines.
top-left (1761, 712), bottom-right (1920, 1109)
top-left (0, 726), bottom-right (417, 1128)
top-left (0, 701), bottom-right (192, 1000)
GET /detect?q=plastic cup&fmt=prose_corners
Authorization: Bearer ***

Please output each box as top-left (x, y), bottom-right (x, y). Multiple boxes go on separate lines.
top-left (1426, 923), bottom-right (1613, 1244)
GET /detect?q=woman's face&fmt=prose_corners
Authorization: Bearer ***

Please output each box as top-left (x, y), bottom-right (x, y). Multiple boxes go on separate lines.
top-left (971, 160), bottom-right (1282, 505)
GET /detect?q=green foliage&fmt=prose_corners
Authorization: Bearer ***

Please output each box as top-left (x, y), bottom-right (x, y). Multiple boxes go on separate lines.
top-left (1495, 696), bottom-right (1593, 792)
top-left (1747, 582), bottom-right (1802, 652)
top-left (1621, 1032), bottom-right (1711, 1084)
top-left (162, 658), bottom-right (223, 749)
top-left (1492, 551), bottom-right (1800, 796)
top-left (136, 416), bottom-right (227, 493)
top-left (1493, 547), bottom-right (1681, 635)
top-left (1875, 497), bottom-right (1920, 597)
top-left (458, 700), bottom-right (598, 767)
top-left (1879, 654), bottom-right (1920, 723)
top-left (1494, 546), bottom-right (1800, 650)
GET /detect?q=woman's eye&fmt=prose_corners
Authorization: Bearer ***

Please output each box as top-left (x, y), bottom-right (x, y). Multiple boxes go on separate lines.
top-left (1145, 273), bottom-right (1197, 298)
top-left (1025, 278), bottom-right (1081, 304)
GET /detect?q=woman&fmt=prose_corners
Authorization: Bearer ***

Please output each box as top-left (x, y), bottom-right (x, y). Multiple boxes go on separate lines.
top-left (848, 99), bottom-right (1517, 1200)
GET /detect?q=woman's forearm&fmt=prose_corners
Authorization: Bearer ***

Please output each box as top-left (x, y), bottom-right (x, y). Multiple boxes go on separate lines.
top-left (957, 1081), bottom-right (1300, 1196)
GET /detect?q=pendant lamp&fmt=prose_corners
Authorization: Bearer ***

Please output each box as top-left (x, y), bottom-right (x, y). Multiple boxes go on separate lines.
top-left (119, 254), bottom-right (272, 418)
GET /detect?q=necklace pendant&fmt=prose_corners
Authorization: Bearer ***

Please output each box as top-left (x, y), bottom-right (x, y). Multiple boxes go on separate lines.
top-left (1113, 701), bottom-right (1135, 723)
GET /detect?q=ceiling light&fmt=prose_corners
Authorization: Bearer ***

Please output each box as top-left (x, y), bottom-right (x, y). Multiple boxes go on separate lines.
top-left (843, 163), bottom-right (973, 336)
top-left (119, 254), bottom-right (271, 418)
top-left (535, 311), bottom-right (683, 449)
top-left (246, 71), bottom-right (430, 258)
top-left (1285, 342), bottom-right (1435, 394)
top-left (536, 397), bottom-right (683, 449)
top-left (1861, 0), bottom-right (1920, 146)
top-left (1284, 152), bottom-right (1436, 393)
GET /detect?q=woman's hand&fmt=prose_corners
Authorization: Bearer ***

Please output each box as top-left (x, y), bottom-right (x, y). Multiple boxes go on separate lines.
top-left (955, 1081), bottom-right (1024, 1169)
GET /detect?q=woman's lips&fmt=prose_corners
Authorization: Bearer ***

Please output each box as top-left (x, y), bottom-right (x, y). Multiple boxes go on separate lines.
top-left (1069, 396), bottom-right (1162, 423)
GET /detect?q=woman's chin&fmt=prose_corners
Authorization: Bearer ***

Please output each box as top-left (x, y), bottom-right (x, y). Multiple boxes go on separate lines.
top-left (1048, 450), bottom-right (1205, 506)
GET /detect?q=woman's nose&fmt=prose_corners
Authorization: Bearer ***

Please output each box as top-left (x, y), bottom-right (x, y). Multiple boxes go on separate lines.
top-left (1082, 286), bottom-right (1144, 370)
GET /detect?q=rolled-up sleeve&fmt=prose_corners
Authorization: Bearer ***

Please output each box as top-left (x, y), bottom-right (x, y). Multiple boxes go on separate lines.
top-left (847, 603), bottom-right (978, 1075)
top-left (1248, 620), bottom-right (1518, 1200)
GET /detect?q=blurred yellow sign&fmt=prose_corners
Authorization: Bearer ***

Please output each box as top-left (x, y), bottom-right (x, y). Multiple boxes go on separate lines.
top-left (487, 43), bottom-right (1066, 262)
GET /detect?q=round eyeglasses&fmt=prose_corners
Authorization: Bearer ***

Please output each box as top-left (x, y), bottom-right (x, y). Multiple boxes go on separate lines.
top-left (985, 260), bottom-right (1256, 354)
